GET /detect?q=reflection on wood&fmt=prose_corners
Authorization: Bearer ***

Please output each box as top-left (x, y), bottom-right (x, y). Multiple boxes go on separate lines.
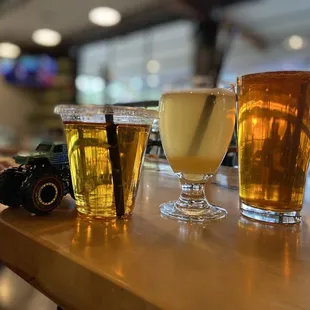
top-left (0, 266), bottom-right (56, 310)
top-left (0, 167), bottom-right (310, 309)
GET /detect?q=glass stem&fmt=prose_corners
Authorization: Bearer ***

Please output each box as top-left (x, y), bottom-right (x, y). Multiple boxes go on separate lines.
top-left (176, 174), bottom-right (212, 214)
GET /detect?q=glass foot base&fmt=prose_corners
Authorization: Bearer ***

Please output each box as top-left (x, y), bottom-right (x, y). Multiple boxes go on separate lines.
top-left (160, 201), bottom-right (227, 223)
top-left (240, 202), bottom-right (301, 224)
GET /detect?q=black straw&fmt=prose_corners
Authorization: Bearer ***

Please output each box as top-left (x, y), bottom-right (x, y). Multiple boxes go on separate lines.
top-left (106, 114), bottom-right (125, 217)
top-left (188, 94), bottom-right (216, 155)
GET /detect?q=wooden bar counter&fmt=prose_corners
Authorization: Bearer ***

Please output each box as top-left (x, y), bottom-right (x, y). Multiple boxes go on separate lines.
top-left (0, 166), bottom-right (310, 310)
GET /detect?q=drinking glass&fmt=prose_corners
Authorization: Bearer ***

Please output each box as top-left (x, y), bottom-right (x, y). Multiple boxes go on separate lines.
top-left (159, 88), bottom-right (236, 222)
top-left (55, 105), bottom-right (158, 220)
top-left (238, 71), bottom-right (310, 224)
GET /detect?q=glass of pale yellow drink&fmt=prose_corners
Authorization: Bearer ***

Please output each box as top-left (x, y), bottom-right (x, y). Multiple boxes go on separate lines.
top-left (55, 105), bottom-right (157, 220)
top-left (159, 88), bottom-right (236, 222)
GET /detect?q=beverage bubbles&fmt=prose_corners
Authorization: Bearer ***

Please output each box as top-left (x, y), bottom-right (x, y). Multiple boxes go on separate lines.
top-left (238, 71), bottom-right (310, 224)
top-left (159, 88), bottom-right (236, 222)
top-left (160, 88), bottom-right (236, 176)
top-left (55, 105), bottom-right (157, 220)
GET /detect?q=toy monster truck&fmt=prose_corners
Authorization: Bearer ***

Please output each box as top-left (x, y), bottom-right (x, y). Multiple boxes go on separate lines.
top-left (0, 142), bottom-right (75, 215)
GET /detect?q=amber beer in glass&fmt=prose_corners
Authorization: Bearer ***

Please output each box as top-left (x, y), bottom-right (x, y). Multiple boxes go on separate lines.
top-left (238, 71), bottom-right (310, 224)
top-left (55, 105), bottom-right (157, 220)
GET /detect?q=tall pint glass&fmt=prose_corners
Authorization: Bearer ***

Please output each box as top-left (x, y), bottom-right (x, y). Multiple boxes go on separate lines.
top-left (238, 71), bottom-right (310, 224)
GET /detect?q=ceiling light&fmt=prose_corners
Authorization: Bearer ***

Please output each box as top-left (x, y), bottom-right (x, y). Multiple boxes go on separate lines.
top-left (0, 42), bottom-right (20, 59)
top-left (89, 7), bottom-right (121, 27)
top-left (286, 35), bottom-right (305, 50)
top-left (32, 29), bottom-right (62, 47)
top-left (147, 60), bottom-right (160, 73)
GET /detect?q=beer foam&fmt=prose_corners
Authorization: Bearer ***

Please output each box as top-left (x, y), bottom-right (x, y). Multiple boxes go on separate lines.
top-left (241, 71), bottom-right (310, 81)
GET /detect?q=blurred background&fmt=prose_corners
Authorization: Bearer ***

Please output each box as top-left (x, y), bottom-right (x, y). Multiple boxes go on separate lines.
top-left (0, 0), bottom-right (309, 156)
top-left (0, 0), bottom-right (310, 308)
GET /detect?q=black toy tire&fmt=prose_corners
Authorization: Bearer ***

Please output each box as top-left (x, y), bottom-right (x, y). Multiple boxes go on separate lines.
top-left (21, 175), bottom-right (64, 215)
top-left (0, 169), bottom-right (24, 207)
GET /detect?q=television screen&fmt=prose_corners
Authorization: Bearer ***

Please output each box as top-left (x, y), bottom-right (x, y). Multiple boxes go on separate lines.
top-left (0, 54), bottom-right (58, 88)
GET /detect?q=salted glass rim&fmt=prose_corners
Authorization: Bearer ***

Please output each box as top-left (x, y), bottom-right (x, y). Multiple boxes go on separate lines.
top-left (54, 104), bottom-right (158, 119)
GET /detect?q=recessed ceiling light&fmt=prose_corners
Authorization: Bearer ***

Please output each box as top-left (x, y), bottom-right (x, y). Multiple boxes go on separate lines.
top-left (0, 42), bottom-right (20, 58)
top-left (32, 29), bottom-right (62, 47)
top-left (89, 7), bottom-right (121, 27)
top-left (147, 60), bottom-right (160, 74)
top-left (285, 35), bottom-right (306, 50)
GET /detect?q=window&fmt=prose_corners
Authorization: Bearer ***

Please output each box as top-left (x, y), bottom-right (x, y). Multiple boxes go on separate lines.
top-left (77, 20), bottom-right (195, 105)
top-left (36, 144), bottom-right (52, 152)
top-left (53, 145), bottom-right (63, 153)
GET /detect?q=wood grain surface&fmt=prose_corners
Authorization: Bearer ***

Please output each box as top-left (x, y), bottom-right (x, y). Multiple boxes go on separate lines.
top-left (0, 166), bottom-right (309, 310)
